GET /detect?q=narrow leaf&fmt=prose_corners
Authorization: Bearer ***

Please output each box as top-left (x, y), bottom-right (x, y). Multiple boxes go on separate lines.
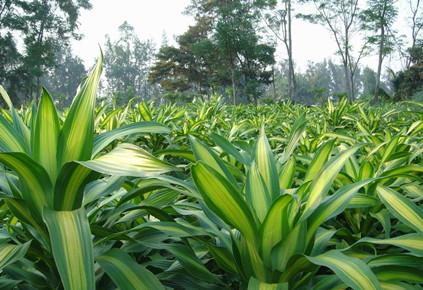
top-left (302, 145), bottom-right (361, 219)
top-left (93, 121), bottom-right (169, 156)
top-left (97, 249), bottom-right (164, 290)
top-left (377, 186), bottom-right (423, 232)
top-left (43, 208), bottom-right (95, 290)
top-left (79, 143), bottom-right (175, 177)
top-left (307, 250), bottom-right (381, 290)
top-left (31, 88), bottom-right (60, 180)
top-left (192, 162), bottom-right (257, 242)
top-left (58, 55), bottom-right (102, 166)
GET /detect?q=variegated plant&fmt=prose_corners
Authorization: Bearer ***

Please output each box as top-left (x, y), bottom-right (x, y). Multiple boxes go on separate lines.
top-left (0, 55), bottom-right (173, 289)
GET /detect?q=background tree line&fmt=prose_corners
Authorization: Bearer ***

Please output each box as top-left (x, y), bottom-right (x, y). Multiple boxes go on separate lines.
top-left (0, 0), bottom-right (422, 106)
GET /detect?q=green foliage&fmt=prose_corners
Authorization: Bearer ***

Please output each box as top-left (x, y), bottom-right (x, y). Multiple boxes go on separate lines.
top-left (0, 53), bottom-right (423, 289)
top-left (392, 41), bottom-right (423, 100)
top-left (149, 0), bottom-right (275, 103)
top-left (104, 21), bottom-right (157, 105)
top-left (0, 0), bottom-right (91, 103)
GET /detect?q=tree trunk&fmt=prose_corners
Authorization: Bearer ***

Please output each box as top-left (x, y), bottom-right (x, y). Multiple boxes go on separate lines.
top-left (287, 0), bottom-right (296, 100)
top-left (343, 60), bottom-right (353, 101)
top-left (374, 1), bottom-right (388, 102)
top-left (231, 68), bottom-right (236, 105)
top-left (374, 25), bottom-right (385, 102)
top-left (272, 67), bottom-right (277, 100)
top-left (344, 28), bottom-right (354, 101)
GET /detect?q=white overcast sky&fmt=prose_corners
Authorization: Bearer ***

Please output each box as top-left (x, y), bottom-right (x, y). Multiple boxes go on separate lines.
top-left (72, 0), bottom-right (413, 73)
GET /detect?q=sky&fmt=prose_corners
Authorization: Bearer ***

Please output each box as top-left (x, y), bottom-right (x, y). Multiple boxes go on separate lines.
top-left (72, 0), bottom-right (413, 73)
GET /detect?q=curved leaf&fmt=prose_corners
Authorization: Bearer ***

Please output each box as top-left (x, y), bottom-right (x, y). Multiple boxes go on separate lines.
top-left (377, 186), bottom-right (423, 232)
top-left (93, 121), bottom-right (169, 156)
top-left (192, 162), bottom-right (257, 242)
top-left (0, 152), bottom-right (52, 214)
top-left (357, 234), bottom-right (423, 257)
top-left (97, 249), bottom-right (164, 290)
top-left (79, 143), bottom-right (175, 177)
top-left (307, 250), bottom-right (381, 290)
top-left (302, 145), bottom-right (361, 219)
top-left (43, 208), bottom-right (95, 290)
top-left (255, 127), bottom-right (279, 199)
top-left (57, 55), bottom-right (102, 167)
top-left (31, 88), bottom-right (60, 180)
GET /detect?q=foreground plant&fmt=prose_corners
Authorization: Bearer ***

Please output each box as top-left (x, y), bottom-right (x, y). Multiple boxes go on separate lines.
top-left (186, 119), bottom-right (423, 289)
top-left (0, 55), bottom-right (173, 289)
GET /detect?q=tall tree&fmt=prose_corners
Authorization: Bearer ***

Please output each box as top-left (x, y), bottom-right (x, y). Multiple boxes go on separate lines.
top-left (0, 0), bottom-right (91, 102)
top-left (361, 0), bottom-right (397, 101)
top-left (299, 0), bottom-right (368, 100)
top-left (149, 17), bottom-right (219, 98)
top-left (150, 0), bottom-right (275, 104)
top-left (104, 21), bottom-right (156, 104)
top-left (263, 0), bottom-right (296, 101)
top-left (406, 0), bottom-right (423, 68)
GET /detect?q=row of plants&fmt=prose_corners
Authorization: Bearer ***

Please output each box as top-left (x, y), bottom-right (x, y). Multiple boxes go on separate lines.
top-left (0, 57), bottom-right (422, 289)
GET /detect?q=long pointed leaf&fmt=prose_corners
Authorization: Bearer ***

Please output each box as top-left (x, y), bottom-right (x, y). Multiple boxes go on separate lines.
top-left (307, 250), bottom-right (381, 290)
top-left (377, 186), bottom-right (423, 232)
top-left (93, 121), bottom-right (169, 157)
top-left (255, 127), bottom-right (279, 199)
top-left (192, 162), bottom-right (257, 242)
top-left (0, 153), bottom-right (52, 214)
top-left (43, 208), bottom-right (95, 290)
top-left (57, 55), bottom-right (102, 166)
top-left (79, 143), bottom-right (175, 177)
top-left (97, 249), bottom-right (164, 290)
top-left (302, 145), bottom-right (361, 219)
top-left (31, 88), bottom-right (60, 180)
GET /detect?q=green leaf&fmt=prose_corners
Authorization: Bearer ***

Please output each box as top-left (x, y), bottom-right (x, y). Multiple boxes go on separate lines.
top-left (279, 156), bottom-right (296, 190)
top-left (260, 194), bottom-right (292, 266)
top-left (0, 153), bottom-right (52, 214)
top-left (190, 136), bottom-right (238, 185)
top-left (247, 277), bottom-right (288, 290)
top-left (379, 281), bottom-right (422, 290)
top-left (311, 228), bottom-right (337, 256)
top-left (92, 121), bottom-right (169, 156)
top-left (54, 162), bottom-right (97, 210)
top-left (31, 88), bottom-right (60, 181)
top-left (0, 85), bottom-right (13, 108)
top-left (0, 241), bottom-right (30, 271)
top-left (192, 162), bottom-right (257, 242)
top-left (374, 266), bottom-right (423, 283)
top-left (378, 136), bottom-right (400, 170)
top-left (211, 133), bottom-right (247, 164)
top-left (304, 139), bottom-right (335, 182)
top-left (4, 198), bottom-right (48, 245)
top-left (377, 186), bottom-right (423, 232)
top-left (255, 127), bottom-right (279, 199)
top-left (302, 145), bottom-right (361, 219)
top-left (79, 143), bottom-right (175, 177)
top-left (207, 244), bottom-right (238, 274)
top-left (43, 208), bottom-right (95, 290)
top-left (280, 114), bottom-right (307, 163)
top-left (57, 55), bottom-right (103, 167)
top-left (357, 234), bottom-right (423, 257)
top-left (164, 244), bottom-right (221, 284)
top-left (272, 221), bottom-right (307, 272)
top-left (0, 114), bottom-right (27, 153)
top-left (0, 86), bottom-right (30, 152)
top-left (246, 162), bottom-right (272, 222)
top-left (307, 250), bottom-right (381, 290)
top-left (307, 178), bottom-right (376, 241)
top-left (97, 249), bottom-right (164, 290)
top-left (368, 254), bottom-right (423, 269)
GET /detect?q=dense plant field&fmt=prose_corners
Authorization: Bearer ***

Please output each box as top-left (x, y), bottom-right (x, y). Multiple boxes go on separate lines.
top-left (0, 58), bottom-right (422, 290)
